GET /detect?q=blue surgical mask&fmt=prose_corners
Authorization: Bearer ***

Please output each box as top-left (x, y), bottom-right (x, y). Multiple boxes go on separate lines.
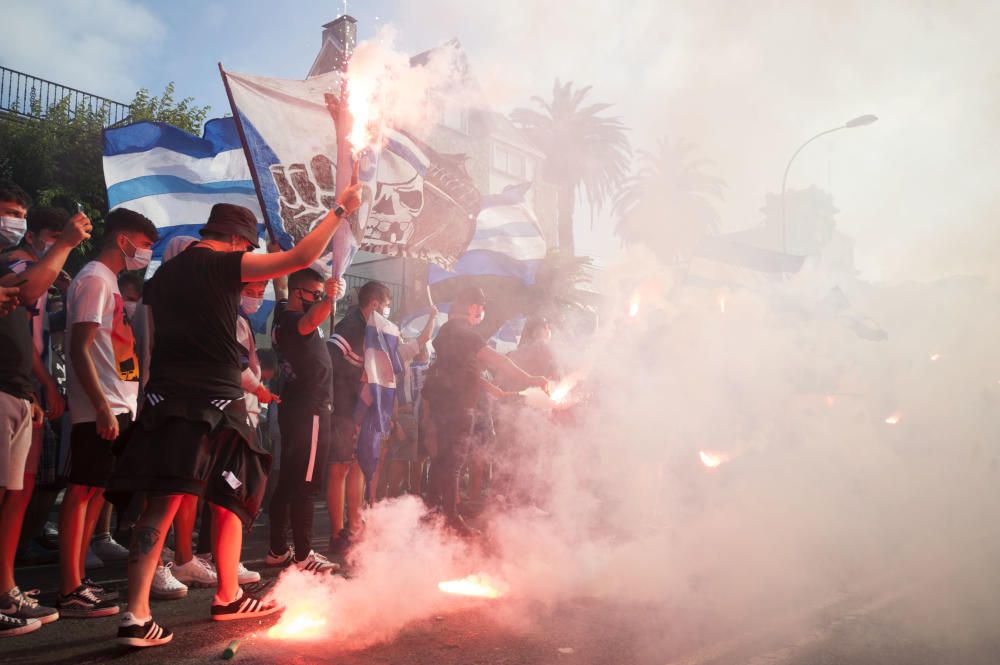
top-left (0, 216), bottom-right (27, 248)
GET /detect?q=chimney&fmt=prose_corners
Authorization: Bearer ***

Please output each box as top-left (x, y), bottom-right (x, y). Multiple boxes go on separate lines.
top-left (308, 15), bottom-right (358, 76)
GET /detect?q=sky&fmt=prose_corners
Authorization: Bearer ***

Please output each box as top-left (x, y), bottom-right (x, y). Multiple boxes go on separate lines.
top-left (2, 0), bottom-right (998, 282)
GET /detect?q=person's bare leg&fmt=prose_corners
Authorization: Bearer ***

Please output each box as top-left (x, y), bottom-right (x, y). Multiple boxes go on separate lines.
top-left (410, 457), bottom-right (428, 496)
top-left (173, 494), bottom-right (198, 565)
top-left (76, 488), bottom-right (104, 582)
top-left (326, 463), bottom-right (349, 535)
top-left (95, 501), bottom-right (113, 537)
top-left (0, 474), bottom-right (35, 592)
top-left (210, 505), bottom-right (241, 604)
top-left (58, 482), bottom-right (94, 594)
top-left (125, 494), bottom-right (182, 620)
top-left (386, 460), bottom-right (408, 498)
top-left (346, 462), bottom-right (365, 536)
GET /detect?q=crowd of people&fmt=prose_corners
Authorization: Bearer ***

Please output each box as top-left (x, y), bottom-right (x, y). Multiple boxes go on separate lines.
top-left (0, 177), bottom-right (553, 648)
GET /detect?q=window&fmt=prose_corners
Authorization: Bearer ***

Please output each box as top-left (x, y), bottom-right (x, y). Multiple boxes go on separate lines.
top-left (493, 143), bottom-right (528, 178)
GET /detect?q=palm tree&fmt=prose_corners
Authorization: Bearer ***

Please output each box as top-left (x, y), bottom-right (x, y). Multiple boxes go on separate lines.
top-left (613, 138), bottom-right (724, 263)
top-left (511, 80), bottom-right (630, 255)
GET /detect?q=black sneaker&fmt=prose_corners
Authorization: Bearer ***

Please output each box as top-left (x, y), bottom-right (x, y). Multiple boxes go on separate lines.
top-left (211, 590), bottom-right (282, 622)
top-left (82, 578), bottom-right (119, 602)
top-left (0, 586), bottom-right (59, 624)
top-left (264, 547), bottom-right (294, 568)
top-left (57, 585), bottom-right (119, 618)
top-left (117, 618), bottom-right (173, 647)
top-left (327, 528), bottom-right (352, 556)
top-left (0, 612), bottom-right (41, 637)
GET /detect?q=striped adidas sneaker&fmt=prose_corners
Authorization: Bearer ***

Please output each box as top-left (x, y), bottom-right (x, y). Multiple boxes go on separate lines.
top-left (211, 589), bottom-right (281, 622)
top-left (116, 616), bottom-right (173, 647)
top-left (293, 550), bottom-right (340, 575)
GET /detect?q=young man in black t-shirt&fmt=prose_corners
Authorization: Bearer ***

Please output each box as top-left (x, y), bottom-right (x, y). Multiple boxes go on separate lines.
top-left (267, 268), bottom-right (340, 574)
top-left (422, 286), bottom-right (549, 535)
top-left (326, 280), bottom-right (391, 553)
top-left (107, 186), bottom-right (361, 648)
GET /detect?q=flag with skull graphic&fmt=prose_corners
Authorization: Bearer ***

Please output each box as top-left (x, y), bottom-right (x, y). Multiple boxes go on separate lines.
top-left (221, 66), bottom-right (481, 275)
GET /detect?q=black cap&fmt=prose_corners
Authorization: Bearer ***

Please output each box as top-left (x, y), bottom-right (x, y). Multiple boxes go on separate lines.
top-left (200, 204), bottom-right (259, 248)
top-left (454, 286), bottom-right (487, 308)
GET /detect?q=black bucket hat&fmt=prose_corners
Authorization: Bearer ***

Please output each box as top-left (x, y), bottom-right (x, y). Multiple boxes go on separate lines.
top-left (200, 203), bottom-right (260, 248)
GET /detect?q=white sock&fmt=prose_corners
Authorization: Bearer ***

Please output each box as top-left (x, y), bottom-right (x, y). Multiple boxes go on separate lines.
top-left (213, 587), bottom-right (243, 607)
top-left (120, 612), bottom-right (151, 626)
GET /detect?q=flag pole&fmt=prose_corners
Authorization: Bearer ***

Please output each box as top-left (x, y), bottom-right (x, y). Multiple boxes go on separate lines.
top-left (218, 63), bottom-right (276, 247)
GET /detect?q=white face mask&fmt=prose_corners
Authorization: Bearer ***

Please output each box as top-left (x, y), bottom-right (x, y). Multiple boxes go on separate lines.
top-left (121, 236), bottom-right (152, 271)
top-left (0, 216), bottom-right (27, 248)
top-left (241, 295), bottom-right (263, 315)
top-left (123, 300), bottom-right (138, 320)
top-left (382, 305), bottom-right (391, 319)
top-left (40, 239), bottom-right (56, 256)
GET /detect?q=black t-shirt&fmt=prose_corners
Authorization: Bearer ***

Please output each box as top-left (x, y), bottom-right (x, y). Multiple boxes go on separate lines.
top-left (426, 319), bottom-right (486, 412)
top-left (273, 308), bottom-right (332, 410)
top-left (328, 307), bottom-right (366, 419)
top-left (0, 262), bottom-right (34, 400)
top-left (144, 247), bottom-right (245, 399)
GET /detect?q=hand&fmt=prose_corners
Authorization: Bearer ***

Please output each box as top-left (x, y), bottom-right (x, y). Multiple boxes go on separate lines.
top-left (0, 285), bottom-right (19, 317)
top-left (255, 384), bottom-right (280, 404)
top-left (530, 375), bottom-right (550, 391)
top-left (336, 183), bottom-right (363, 216)
top-left (96, 404), bottom-right (120, 441)
top-left (326, 277), bottom-right (344, 301)
top-left (43, 381), bottom-right (65, 420)
top-left (58, 212), bottom-right (93, 249)
top-left (428, 304), bottom-right (439, 319)
top-left (30, 402), bottom-right (44, 428)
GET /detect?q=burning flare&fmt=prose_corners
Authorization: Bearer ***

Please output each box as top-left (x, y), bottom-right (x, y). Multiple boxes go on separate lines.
top-left (438, 574), bottom-right (507, 599)
top-left (718, 295), bottom-right (726, 313)
top-left (267, 608), bottom-right (328, 640)
top-left (699, 450), bottom-right (730, 468)
top-left (628, 293), bottom-right (641, 318)
top-left (885, 412), bottom-right (902, 425)
top-left (929, 353), bottom-right (941, 362)
top-left (346, 75), bottom-right (378, 153)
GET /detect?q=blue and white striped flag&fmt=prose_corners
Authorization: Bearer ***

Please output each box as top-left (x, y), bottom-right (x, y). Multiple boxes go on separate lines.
top-left (353, 310), bottom-right (403, 484)
top-left (102, 118), bottom-right (275, 331)
top-left (428, 181), bottom-right (546, 286)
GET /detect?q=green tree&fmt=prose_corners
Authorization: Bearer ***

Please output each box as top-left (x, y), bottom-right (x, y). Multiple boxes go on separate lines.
top-left (0, 83), bottom-right (210, 271)
top-left (128, 82), bottom-right (210, 135)
top-left (511, 80), bottom-right (631, 255)
top-left (613, 137), bottom-right (724, 263)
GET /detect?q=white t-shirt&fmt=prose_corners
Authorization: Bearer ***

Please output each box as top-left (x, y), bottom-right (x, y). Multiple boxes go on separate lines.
top-left (66, 261), bottom-right (139, 424)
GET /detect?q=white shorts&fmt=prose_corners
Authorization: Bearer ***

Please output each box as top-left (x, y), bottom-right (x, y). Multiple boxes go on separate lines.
top-left (0, 391), bottom-right (32, 491)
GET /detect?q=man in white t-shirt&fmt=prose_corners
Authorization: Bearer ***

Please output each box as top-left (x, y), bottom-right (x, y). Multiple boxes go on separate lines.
top-left (57, 208), bottom-right (158, 619)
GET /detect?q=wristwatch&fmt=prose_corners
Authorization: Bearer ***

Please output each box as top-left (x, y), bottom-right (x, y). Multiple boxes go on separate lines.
top-left (333, 205), bottom-right (347, 218)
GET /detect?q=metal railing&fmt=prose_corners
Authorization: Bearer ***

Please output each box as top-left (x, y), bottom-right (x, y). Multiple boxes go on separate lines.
top-left (0, 65), bottom-right (131, 126)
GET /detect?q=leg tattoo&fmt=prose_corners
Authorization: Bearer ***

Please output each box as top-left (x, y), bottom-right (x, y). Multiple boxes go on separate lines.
top-left (129, 526), bottom-right (161, 563)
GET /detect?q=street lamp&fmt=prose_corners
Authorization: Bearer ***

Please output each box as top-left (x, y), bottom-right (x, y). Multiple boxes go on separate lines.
top-left (780, 114), bottom-right (878, 254)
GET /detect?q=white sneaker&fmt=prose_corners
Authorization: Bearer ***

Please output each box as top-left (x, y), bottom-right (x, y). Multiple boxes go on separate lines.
top-left (265, 547), bottom-right (294, 568)
top-left (171, 556), bottom-right (218, 588)
top-left (84, 546), bottom-right (104, 570)
top-left (236, 561), bottom-right (261, 585)
top-left (293, 550), bottom-right (340, 575)
top-left (196, 554), bottom-right (261, 585)
top-left (91, 534), bottom-right (130, 562)
top-left (150, 563), bottom-right (188, 600)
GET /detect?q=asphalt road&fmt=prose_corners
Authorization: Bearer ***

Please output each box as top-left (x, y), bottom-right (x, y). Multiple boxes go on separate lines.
top-left (3, 507), bottom-right (1000, 665)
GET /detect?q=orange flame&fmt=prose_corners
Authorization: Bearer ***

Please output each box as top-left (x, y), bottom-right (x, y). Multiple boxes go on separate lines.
top-left (628, 293), bottom-right (641, 318)
top-left (929, 353), bottom-right (941, 362)
top-left (699, 450), bottom-right (729, 468)
top-left (267, 608), bottom-right (328, 640)
top-left (885, 412), bottom-right (902, 425)
top-left (718, 295), bottom-right (726, 313)
top-left (346, 75), bottom-right (378, 154)
top-left (438, 574), bottom-right (507, 599)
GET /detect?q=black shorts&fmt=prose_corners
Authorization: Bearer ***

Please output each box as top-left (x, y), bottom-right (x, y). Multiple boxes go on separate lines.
top-left (329, 414), bottom-right (357, 464)
top-left (276, 404), bottom-right (330, 487)
top-left (109, 417), bottom-right (270, 527)
top-left (67, 414), bottom-right (133, 488)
